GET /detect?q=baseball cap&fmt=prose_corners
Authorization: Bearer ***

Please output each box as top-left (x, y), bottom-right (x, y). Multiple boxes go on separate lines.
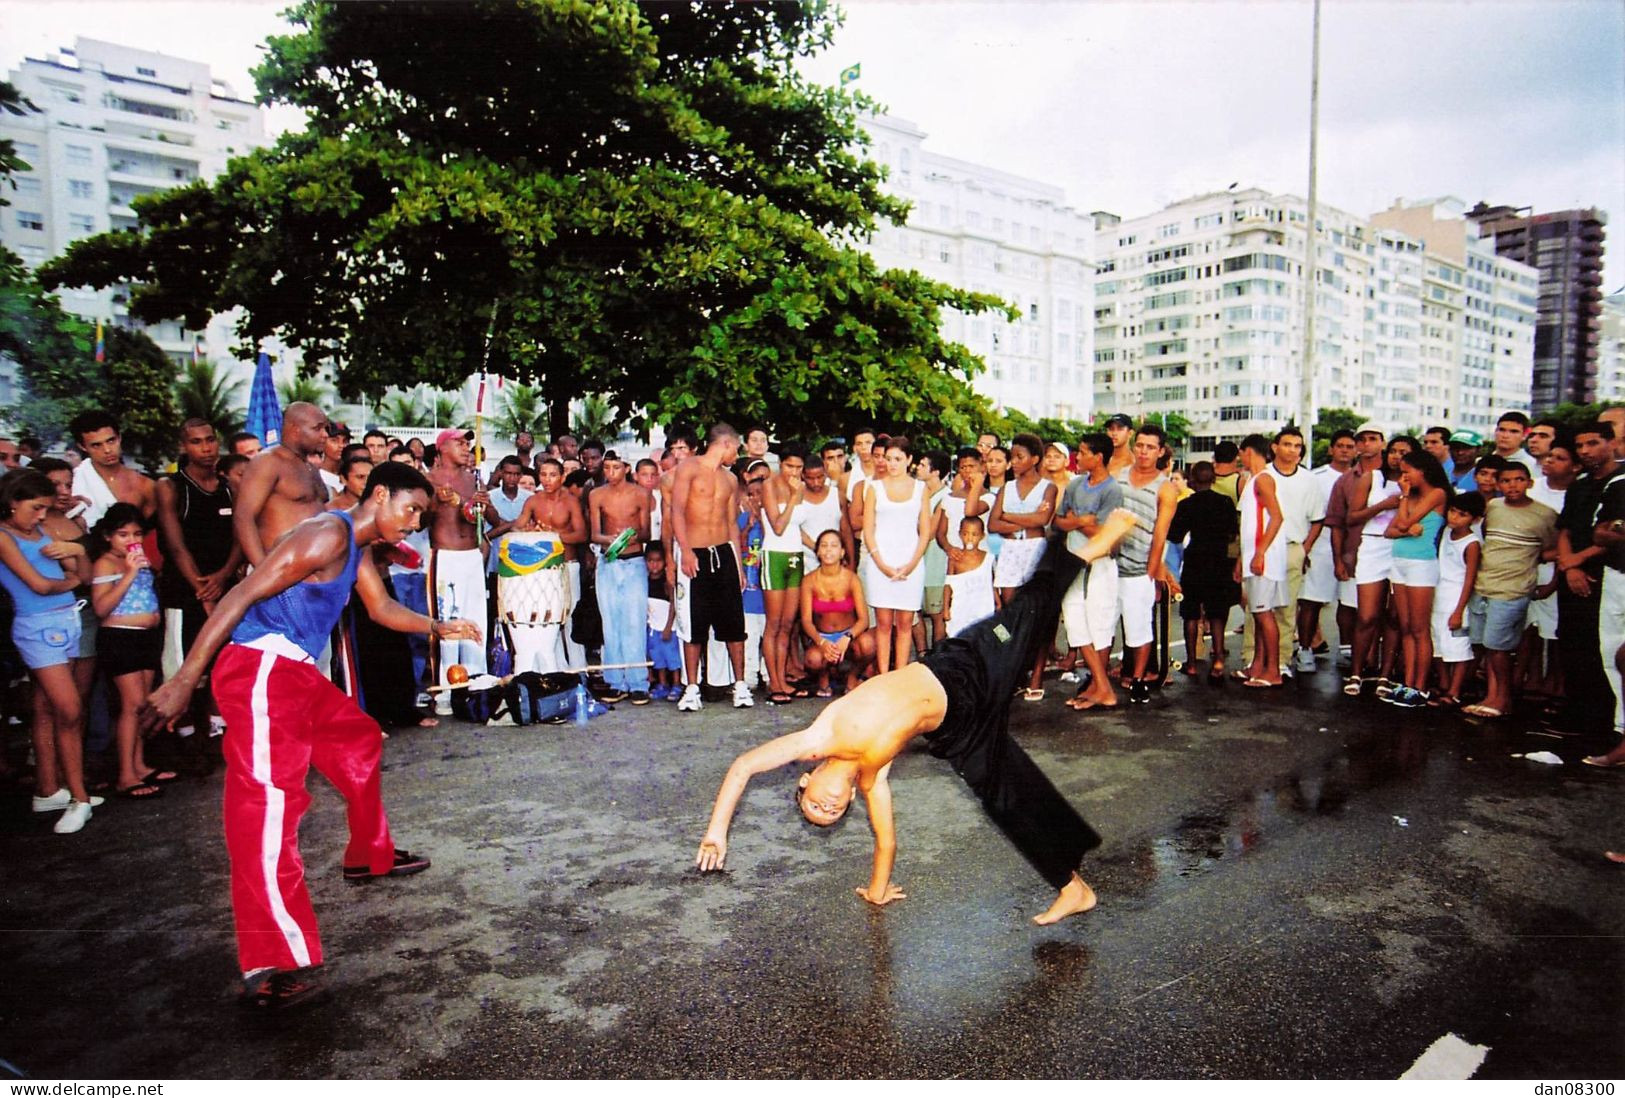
top-left (325, 420), bottom-right (351, 438)
top-left (435, 427), bottom-right (474, 448)
top-left (1354, 421), bottom-right (1384, 438)
top-left (1447, 429), bottom-right (1484, 448)
top-left (1106, 414), bottom-right (1134, 429)
top-left (1046, 440), bottom-right (1071, 460)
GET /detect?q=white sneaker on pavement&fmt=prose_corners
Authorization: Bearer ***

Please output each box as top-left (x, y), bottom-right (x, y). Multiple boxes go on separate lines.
top-left (1295, 648), bottom-right (1317, 673)
top-left (677, 685), bottom-right (703, 712)
top-left (32, 789), bottom-right (105, 813)
top-left (53, 800), bottom-right (93, 834)
top-left (732, 681), bottom-right (755, 708)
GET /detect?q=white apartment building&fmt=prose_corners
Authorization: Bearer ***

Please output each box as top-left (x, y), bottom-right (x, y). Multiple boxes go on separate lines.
top-left (1599, 292), bottom-right (1625, 404)
top-left (859, 114), bottom-right (1096, 421)
top-left (1, 38), bottom-right (284, 408)
top-left (1091, 189), bottom-right (1537, 455)
top-left (1370, 197), bottom-right (1537, 432)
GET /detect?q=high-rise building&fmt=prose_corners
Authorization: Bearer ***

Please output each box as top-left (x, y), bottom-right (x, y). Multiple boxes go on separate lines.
top-left (0, 38), bottom-right (276, 408)
top-left (1091, 188), bottom-right (1538, 455)
top-left (859, 114), bottom-right (1096, 421)
top-left (1598, 292), bottom-right (1625, 405)
top-left (1466, 202), bottom-right (1607, 411)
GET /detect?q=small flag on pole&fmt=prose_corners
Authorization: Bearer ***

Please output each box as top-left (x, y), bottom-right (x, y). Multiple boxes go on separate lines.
top-left (840, 63), bottom-right (861, 87)
top-left (94, 320), bottom-right (105, 363)
top-left (191, 338), bottom-right (203, 366)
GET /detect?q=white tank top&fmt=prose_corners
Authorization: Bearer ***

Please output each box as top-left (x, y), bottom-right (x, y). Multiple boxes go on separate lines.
top-left (1361, 472), bottom-right (1402, 537)
top-left (796, 488), bottom-right (843, 565)
top-left (761, 481), bottom-right (803, 553)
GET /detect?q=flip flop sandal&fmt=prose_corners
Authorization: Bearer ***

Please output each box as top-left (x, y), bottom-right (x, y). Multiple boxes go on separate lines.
top-left (115, 782), bottom-right (163, 799)
top-left (1243, 678), bottom-right (1282, 689)
top-left (768, 692), bottom-right (796, 705)
top-left (1581, 755), bottom-right (1625, 769)
top-left (140, 770), bottom-right (180, 785)
top-left (1022, 688), bottom-right (1046, 702)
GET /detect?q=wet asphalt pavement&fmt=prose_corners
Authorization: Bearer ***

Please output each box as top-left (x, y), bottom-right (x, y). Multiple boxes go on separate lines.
top-left (1, 648), bottom-right (1621, 1080)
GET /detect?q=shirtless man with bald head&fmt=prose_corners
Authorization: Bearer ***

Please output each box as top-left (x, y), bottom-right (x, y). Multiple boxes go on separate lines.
top-left (233, 403), bottom-right (331, 567)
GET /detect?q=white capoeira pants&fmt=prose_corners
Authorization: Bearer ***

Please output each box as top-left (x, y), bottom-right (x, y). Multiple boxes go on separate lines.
top-left (1602, 567), bottom-right (1625, 734)
top-left (429, 546), bottom-right (488, 691)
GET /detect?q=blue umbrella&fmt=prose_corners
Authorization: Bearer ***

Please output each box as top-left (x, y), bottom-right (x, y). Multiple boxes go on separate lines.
top-left (244, 351), bottom-right (281, 446)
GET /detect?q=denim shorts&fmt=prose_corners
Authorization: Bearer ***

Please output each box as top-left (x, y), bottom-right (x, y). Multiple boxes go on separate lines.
top-left (12, 605), bottom-right (83, 670)
top-left (1469, 594), bottom-right (1529, 653)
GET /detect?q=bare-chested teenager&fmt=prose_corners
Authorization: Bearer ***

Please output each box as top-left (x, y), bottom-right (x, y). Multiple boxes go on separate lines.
top-left (670, 423), bottom-right (752, 712)
top-left (423, 428), bottom-right (493, 709)
top-left (698, 511), bottom-right (1138, 925)
top-left (511, 457), bottom-right (588, 672)
top-left (232, 403), bottom-right (331, 566)
top-left (587, 451), bottom-right (652, 704)
top-left (68, 410), bottom-right (157, 527)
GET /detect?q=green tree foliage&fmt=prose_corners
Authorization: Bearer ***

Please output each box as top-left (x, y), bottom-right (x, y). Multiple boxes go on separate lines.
top-left (276, 374), bottom-right (333, 409)
top-left (0, 279), bottom-right (179, 461)
top-left (1541, 401), bottom-right (1625, 434)
top-left (570, 394), bottom-right (620, 443)
top-left (174, 359), bottom-right (247, 435)
top-left (41, 1), bottom-right (1009, 442)
top-left (1310, 406), bottom-right (1366, 465)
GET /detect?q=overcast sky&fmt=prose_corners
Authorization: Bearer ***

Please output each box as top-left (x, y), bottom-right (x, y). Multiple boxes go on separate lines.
top-left (5, 0), bottom-right (1622, 288)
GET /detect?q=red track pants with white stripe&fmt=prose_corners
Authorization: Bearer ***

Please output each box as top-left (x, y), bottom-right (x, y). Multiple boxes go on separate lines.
top-left (214, 643), bottom-right (397, 975)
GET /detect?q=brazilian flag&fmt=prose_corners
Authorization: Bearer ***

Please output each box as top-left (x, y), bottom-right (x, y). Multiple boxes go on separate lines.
top-left (840, 63), bottom-right (861, 87)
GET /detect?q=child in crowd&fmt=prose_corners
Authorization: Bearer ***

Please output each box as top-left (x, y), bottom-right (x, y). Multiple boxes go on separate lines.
top-left (1465, 465), bottom-right (1557, 719)
top-left (943, 515), bottom-right (995, 639)
top-left (1431, 492), bottom-right (1484, 708)
top-left (1472, 455), bottom-right (1506, 501)
top-left (644, 543), bottom-right (681, 701)
top-left (89, 503), bottom-right (169, 798)
top-left (0, 470), bottom-right (99, 833)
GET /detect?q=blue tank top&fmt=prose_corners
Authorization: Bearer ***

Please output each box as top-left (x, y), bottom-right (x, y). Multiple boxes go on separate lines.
top-left (94, 566), bottom-right (160, 617)
top-left (1392, 508), bottom-right (1446, 561)
top-left (232, 511), bottom-right (360, 660)
top-left (0, 526), bottom-right (76, 615)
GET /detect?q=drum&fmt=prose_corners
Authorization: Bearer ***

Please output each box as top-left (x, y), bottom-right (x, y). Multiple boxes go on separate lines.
top-left (498, 531), bottom-right (570, 626)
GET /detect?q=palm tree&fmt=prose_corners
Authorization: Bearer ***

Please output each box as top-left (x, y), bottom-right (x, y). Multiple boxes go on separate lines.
top-left (571, 393), bottom-right (619, 442)
top-left (376, 386), bottom-right (433, 428)
top-left (277, 374), bottom-right (332, 408)
top-left (489, 382), bottom-right (545, 440)
top-left (174, 359), bottom-right (246, 435)
top-left (431, 389), bottom-right (466, 428)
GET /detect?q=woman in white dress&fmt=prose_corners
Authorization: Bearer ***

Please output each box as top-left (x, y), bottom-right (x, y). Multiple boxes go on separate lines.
top-left (863, 437), bottom-right (935, 675)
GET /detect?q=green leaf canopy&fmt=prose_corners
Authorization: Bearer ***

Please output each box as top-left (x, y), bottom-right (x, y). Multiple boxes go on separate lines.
top-left (41, 0), bottom-right (1008, 441)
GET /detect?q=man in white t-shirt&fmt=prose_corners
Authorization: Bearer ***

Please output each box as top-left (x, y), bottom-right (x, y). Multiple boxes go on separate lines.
top-left (1492, 411), bottom-right (1540, 478)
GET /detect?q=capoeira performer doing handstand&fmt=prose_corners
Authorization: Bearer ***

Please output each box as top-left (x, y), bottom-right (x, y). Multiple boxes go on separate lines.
top-left (697, 509), bottom-right (1137, 925)
top-left (142, 462), bottom-right (480, 1010)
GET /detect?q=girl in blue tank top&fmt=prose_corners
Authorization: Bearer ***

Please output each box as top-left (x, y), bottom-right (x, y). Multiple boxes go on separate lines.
top-left (90, 503), bottom-right (170, 798)
top-left (0, 469), bottom-right (98, 833)
top-left (1384, 451), bottom-right (1453, 707)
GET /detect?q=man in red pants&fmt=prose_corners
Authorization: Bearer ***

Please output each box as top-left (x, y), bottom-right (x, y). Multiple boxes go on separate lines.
top-left (142, 462), bottom-right (480, 1012)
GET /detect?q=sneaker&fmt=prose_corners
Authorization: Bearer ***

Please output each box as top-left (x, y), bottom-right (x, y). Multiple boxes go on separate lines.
top-left (344, 848), bottom-right (431, 882)
top-left (732, 681), bottom-right (755, 708)
top-left (628, 691), bottom-right (651, 706)
top-left (1129, 680), bottom-right (1150, 705)
top-left (1058, 670), bottom-right (1081, 685)
top-left (434, 699), bottom-right (453, 717)
top-left (598, 688), bottom-right (629, 704)
top-left (32, 789), bottom-right (105, 813)
top-left (53, 800), bottom-right (93, 834)
top-left (240, 968), bottom-right (329, 1013)
top-left (415, 692), bottom-right (431, 709)
top-left (1295, 648), bottom-right (1317, 673)
top-left (677, 685), bottom-right (703, 712)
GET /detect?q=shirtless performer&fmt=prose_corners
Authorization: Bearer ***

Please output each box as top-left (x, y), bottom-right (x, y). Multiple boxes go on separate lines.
top-left (509, 457), bottom-right (588, 673)
top-left (424, 427), bottom-right (494, 711)
top-left (232, 402), bottom-right (330, 567)
top-left (140, 461), bottom-right (480, 1011)
top-left (587, 451), bottom-right (652, 704)
top-left (68, 410), bottom-right (157, 527)
top-left (671, 423), bottom-right (752, 712)
top-left (698, 511), bottom-right (1137, 924)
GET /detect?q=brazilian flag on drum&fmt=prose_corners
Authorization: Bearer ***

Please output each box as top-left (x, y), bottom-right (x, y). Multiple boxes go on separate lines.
top-left (498, 537), bottom-right (565, 577)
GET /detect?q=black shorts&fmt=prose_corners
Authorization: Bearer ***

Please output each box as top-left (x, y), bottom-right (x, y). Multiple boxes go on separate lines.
top-left (1178, 560), bottom-right (1239, 622)
top-left (683, 542), bottom-right (747, 644)
top-left (98, 625), bottom-right (163, 678)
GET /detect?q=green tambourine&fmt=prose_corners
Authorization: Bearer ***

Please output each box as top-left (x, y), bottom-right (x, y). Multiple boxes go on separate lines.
top-left (604, 527), bottom-right (637, 562)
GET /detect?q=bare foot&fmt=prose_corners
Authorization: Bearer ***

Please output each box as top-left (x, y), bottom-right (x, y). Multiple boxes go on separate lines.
top-left (417, 716), bottom-right (440, 728)
top-left (1033, 873), bottom-right (1097, 925)
top-left (1606, 851), bottom-right (1625, 865)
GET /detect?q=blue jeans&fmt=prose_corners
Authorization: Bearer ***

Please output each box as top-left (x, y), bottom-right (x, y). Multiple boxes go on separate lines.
top-left (391, 571), bottom-right (430, 688)
top-left (595, 557), bottom-right (650, 694)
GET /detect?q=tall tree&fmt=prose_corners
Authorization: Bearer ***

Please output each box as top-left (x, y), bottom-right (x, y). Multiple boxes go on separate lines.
top-left (174, 359), bottom-right (247, 435)
top-left (40, 1), bottom-right (1008, 441)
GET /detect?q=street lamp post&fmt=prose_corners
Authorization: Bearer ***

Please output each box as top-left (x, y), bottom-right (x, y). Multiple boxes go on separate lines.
top-left (1300, 0), bottom-right (1322, 455)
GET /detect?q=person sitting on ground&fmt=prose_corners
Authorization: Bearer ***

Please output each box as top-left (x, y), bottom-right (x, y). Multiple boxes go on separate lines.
top-left (799, 528), bottom-right (875, 697)
top-left (696, 510), bottom-right (1136, 926)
